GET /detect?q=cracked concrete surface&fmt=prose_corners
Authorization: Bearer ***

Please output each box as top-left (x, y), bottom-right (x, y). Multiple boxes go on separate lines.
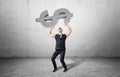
top-left (0, 58), bottom-right (120, 77)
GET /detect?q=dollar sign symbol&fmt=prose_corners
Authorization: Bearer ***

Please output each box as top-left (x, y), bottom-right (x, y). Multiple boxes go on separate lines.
top-left (35, 8), bottom-right (73, 28)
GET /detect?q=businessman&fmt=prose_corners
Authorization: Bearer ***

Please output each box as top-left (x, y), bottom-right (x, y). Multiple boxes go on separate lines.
top-left (48, 23), bottom-right (72, 72)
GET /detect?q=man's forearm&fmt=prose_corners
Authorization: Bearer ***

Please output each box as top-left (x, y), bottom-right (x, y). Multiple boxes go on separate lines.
top-left (48, 28), bottom-right (55, 38)
top-left (48, 28), bottom-right (53, 34)
top-left (65, 24), bottom-right (72, 37)
top-left (67, 25), bottom-right (72, 32)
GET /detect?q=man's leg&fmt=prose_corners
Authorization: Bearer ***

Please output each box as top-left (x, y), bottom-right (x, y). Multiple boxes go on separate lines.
top-left (60, 50), bottom-right (67, 72)
top-left (51, 51), bottom-right (59, 72)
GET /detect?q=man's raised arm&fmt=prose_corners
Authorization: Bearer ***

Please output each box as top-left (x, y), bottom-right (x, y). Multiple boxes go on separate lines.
top-left (48, 28), bottom-right (55, 38)
top-left (65, 24), bottom-right (72, 37)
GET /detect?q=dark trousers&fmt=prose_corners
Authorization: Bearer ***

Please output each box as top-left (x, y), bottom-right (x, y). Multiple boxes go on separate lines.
top-left (51, 49), bottom-right (67, 69)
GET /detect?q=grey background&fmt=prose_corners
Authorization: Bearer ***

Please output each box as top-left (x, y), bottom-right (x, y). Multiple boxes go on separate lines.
top-left (0, 0), bottom-right (120, 57)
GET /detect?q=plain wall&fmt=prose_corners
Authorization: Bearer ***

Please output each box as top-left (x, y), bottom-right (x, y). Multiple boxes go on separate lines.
top-left (0, 0), bottom-right (120, 57)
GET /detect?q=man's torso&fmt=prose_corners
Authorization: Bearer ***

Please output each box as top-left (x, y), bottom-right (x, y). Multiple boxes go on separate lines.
top-left (55, 34), bottom-right (66, 50)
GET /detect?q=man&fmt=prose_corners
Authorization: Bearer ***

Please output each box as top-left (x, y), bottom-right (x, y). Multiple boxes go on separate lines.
top-left (48, 24), bottom-right (72, 72)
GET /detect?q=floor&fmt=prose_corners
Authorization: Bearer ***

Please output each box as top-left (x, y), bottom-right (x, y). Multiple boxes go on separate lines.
top-left (0, 58), bottom-right (120, 77)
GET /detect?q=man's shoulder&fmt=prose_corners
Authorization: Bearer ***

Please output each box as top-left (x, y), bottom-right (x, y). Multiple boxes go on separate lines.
top-left (55, 34), bottom-right (59, 36)
top-left (63, 34), bottom-right (66, 36)
top-left (63, 34), bottom-right (66, 35)
top-left (55, 34), bottom-right (59, 38)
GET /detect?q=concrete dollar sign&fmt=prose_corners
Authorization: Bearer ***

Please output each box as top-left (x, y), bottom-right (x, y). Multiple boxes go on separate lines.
top-left (35, 8), bottom-right (73, 28)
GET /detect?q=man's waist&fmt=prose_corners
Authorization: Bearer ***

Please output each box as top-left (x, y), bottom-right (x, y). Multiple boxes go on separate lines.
top-left (55, 48), bottom-right (66, 51)
top-left (55, 46), bottom-right (66, 49)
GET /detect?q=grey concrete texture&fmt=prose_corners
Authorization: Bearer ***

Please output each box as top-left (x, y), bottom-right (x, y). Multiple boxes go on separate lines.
top-left (0, 58), bottom-right (120, 77)
top-left (0, 0), bottom-right (120, 57)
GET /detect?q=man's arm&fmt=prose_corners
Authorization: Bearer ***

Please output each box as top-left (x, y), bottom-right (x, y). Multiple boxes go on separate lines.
top-left (48, 28), bottom-right (55, 38)
top-left (65, 24), bottom-right (72, 37)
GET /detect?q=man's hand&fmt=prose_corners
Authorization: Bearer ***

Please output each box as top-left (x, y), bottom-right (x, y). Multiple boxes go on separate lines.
top-left (48, 27), bottom-right (55, 38)
top-left (65, 24), bottom-right (72, 37)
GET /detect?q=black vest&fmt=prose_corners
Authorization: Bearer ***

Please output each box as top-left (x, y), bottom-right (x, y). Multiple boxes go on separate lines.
top-left (55, 34), bottom-right (66, 49)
